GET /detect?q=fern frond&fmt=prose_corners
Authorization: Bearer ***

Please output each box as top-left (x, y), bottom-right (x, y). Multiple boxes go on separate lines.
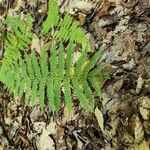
top-left (65, 41), bottom-right (74, 78)
top-left (31, 51), bottom-right (42, 81)
top-left (47, 78), bottom-right (55, 112)
top-left (24, 77), bottom-right (32, 106)
top-left (54, 78), bottom-right (62, 112)
top-left (25, 54), bottom-right (34, 80)
top-left (81, 79), bottom-right (94, 110)
top-left (57, 41), bottom-right (65, 79)
top-left (88, 77), bottom-right (102, 99)
top-left (81, 49), bottom-right (104, 80)
top-left (54, 14), bottom-right (73, 41)
top-left (74, 51), bottom-right (87, 79)
top-left (42, 0), bottom-right (59, 33)
top-left (2, 69), bottom-right (15, 93)
top-left (50, 43), bottom-right (58, 79)
top-left (30, 79), bottom-right (38, 106)
top-left (88, 63), bottom-right (108, 77)
top-left (64, 77), bottom-right (72, 112)
top-left (39, 78), bottom-right (45, 110)
top-left (72, 78), bottom-right (90, 111)
top-left (54, 13), bottom-right (88, 45)
top-left (69, 22), bottom-right (87, 45)
top-left (40, 48), bottom-right (49, 80)
top-left (5, 15), bottom-right (33, 49)
top-left (0, 15), bottom-right (33, 78)
top-left (0, 4), bottom-right (108, 114)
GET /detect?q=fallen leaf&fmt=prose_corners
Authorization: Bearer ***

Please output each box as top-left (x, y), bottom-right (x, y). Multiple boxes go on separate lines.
top-left (61, 107), bottom-right (78, 125)
top-left (134, 116), bottom-right (144, 143)
top-left (136, 75), bottom-right (144, 94)
top-left (46, 122), bottom-right (56, 135)
top-left (37, 128), bottom-right (55, 150)
top-left (139, 107), bottom-right (149, 120)
top-left (113, 78), bottom-right (124, 93)
top-left (31, 34), bottom-right (41, 54)
top-left (95, 107), bottom-right (104, 132)
top-left (139, 140), bottom-right (149, 150)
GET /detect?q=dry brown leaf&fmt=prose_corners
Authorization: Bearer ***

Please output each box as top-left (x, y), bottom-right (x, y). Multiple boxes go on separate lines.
top-left (139, 140), bottom-right (149, 150)
top-left (96, 2), bottom-right (111, 18)
top-left (139, 107), bottom-right (149, 120)
top-left (46, 122), bottom-right (56, 135)
top-left (123, 58), bottom-right (136, 70)
top-left (61, 107), bottom-right (78, 125)
top-left (134, 116), bottom-right (144, 143)
top-left (67, 0), bottom-right (95, 14)
top-left (27, 0), bottom-right (37, 7)
top-left (140, 96), bottom-right (150, 109)
top-left (77, 12), bottom-right (86, 25)
top-left (95, 107), bottom-right (104, 132)
top-left (108, 0), bottom-right (121, 5)
top-left (136, 75), bottom-right (144, 94)
top-left (31, 34), bottom-right (41, 54)
top-left (7, 0), bottom-right (25, 16)
top-left (37, 129), bottom-right (55, 150)
top-left (113, 78), bottom-right (124, 93)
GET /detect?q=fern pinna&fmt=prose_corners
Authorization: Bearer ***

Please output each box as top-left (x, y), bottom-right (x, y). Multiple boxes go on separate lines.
top-left (0, 0), bottom-right (109, 113)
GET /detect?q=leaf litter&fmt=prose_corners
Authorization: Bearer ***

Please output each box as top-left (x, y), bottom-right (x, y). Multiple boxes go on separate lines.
top-left (0, 0), bottom-right (150, 149)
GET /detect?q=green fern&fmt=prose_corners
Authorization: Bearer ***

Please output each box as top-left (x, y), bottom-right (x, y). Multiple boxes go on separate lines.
top-left (42, 0), bottom-right (59, 33)
top-left (0, 15), bottom-right (33, 77)
top-left (42, 0), bottom-right (88, 46)
top-left (0, 0), bottom-right (109, 113)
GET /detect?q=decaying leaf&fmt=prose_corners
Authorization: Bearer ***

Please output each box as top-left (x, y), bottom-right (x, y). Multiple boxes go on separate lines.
top-left (68, 0), bottom-right (95, 14)
top-left (31, 34), bottom-right (41, 54)
top-left (139, 96), bottom-right (150, 120)
top-left (37, 129), bottom-right (55, 150)
top-left (136, 75), bottom-right (144, 94)
top-left (95, 107), bottom-right (104, 132)
top-left (139, 107), bottom-right (149, 120)
top-left (134, 116), bottom-right (144, 143)
top-left (139, 140), bottom-right (149, 150)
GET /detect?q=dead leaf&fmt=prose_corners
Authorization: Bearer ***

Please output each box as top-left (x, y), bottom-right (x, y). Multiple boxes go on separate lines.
top-left (136, 75), bottom-right (144, 94)
top-left (95, 107), bottom-right (104, 132)
top-left (46, 122), bottom-right (56, 135)
top-left (139, 140), bottom-right (149, 150)
top-left (140, 96), bottom-right (150, 109)
top-left (61, 107), bottom-right (78, 125)
top-left (134, 116), bottom-right (144, 143)
top-left (77, 12), bottom-right (86, 25)
top-left (37, 129), bottom-right (55, 150)
top-left (139, 107), bottom-right (149, 120)
top-left (96, 2), bottom-right (111, 18)
top-left (31, 34), bottom-right (41, 54)
top-left (66, 0), bottom-right (95, 14)
top-left (113, 78), bottom-right (124, 93)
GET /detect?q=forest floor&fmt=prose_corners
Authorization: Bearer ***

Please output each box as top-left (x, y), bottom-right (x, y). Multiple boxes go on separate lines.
top-left (0, 0), bottom-right (150, 150)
